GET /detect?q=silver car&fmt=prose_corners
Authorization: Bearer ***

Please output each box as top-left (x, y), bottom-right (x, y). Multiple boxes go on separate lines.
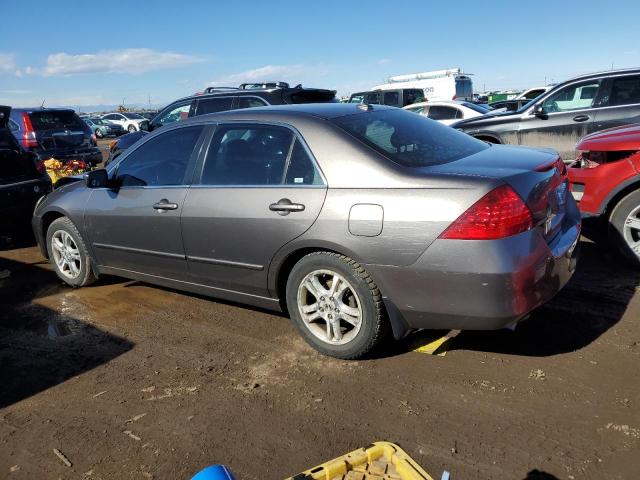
top-left (32, 104), bottom-right (580, 359)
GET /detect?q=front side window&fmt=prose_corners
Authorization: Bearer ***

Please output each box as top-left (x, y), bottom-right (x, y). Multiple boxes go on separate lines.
top-left (200, 125), bottom-right (322, 186)
top-left (608, 75), bottom-right (640, 106)
top-left (332, 109), bottom-right (488, 168)
top-left (541, 80), bottom-right (601, 113)
top-left (195, 97), bottom-right (233, 115)
top-left (427, 106), bottom-right (458, 120)
top-left (116, 125), bottom-right (204, 187)
top-left (237, 97), bottom-right (269, 109)
top-left (154, 101), bottom-right (192, 127)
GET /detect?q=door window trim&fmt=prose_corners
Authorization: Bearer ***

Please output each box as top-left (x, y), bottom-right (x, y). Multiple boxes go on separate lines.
top-left (191, 120), bottom-right (327, 188)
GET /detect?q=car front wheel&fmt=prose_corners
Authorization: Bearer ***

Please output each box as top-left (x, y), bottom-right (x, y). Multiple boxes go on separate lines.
top-left (609, 189), bottom-right (640, 267)
top-left (47, 217), bottom-right (97, 287)
top-left (286, 252), bottom-right (389, 359)
top-left (128, 124), bottom-right (137, 133)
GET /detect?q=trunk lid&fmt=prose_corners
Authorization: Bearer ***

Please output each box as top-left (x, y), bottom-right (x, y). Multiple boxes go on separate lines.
top-left (28, 110), bottom-right (91, 150)
top-left (428, 144), bottom-right (570, 243)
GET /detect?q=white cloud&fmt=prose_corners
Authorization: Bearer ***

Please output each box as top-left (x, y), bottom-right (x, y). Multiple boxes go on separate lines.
top-left (0, 53), bottom-right (16, 73)
top-left (210, 64), bottom-right (329, 86)
top-left (377, 58), bottom-right (392, 65)
top-left (26, 48), bottom-right (202, 76)
top-left (623, 50), bottom-right (638, 55)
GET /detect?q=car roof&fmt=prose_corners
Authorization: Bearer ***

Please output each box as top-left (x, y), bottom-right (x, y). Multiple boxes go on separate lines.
top-left (567, 67), bottom-right (640, 83)
top-left (10, 107), bottom-right (76, 113)
top-left (182, 103), bottom-right (397, 123)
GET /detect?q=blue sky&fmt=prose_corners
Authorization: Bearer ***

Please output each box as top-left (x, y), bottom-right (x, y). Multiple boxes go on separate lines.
top-left (1, 0), bottom-right (639, 110)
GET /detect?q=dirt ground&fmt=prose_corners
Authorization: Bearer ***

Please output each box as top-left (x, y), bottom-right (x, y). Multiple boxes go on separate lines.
top-left (1, 159), bottom-right (639, 479)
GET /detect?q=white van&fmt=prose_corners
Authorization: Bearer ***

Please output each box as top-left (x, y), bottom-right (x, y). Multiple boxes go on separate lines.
top-left (372, 68), bottom-right (474, 102)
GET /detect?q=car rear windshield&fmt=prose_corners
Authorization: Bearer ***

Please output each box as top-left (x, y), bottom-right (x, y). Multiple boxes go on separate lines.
top-left (29, 111), bottom-right (85, 131)
top-left (123, 113), bottom-right (144, 119)
top-left (331, 109), bottom-right (488, 167)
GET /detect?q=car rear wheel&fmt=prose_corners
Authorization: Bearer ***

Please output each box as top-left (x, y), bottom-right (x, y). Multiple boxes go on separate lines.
top-left (286, 252), bottom-right (389, 359)
top-left (128, 124), bottom-right (137, 133)
top-left (609, 189), bottom-right (640, 267)
top-left (47, 217), bottom-right (97, 287)
top-left (95, 128), bottom-right (104, 138)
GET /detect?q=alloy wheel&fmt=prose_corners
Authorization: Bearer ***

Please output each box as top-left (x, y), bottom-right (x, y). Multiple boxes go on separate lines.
top-left (50, 230), bottom-right (82, 280)
top-left (623, 204), bottom-right (640, 258)
top-left (296, 269), bottom-right (363, 345)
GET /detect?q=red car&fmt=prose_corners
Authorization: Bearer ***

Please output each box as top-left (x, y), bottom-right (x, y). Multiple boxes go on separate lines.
top-left (568, 124), bottom-right (640, 265)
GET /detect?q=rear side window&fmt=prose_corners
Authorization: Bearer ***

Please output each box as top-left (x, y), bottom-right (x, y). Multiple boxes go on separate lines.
top-left (195, 97), bottom-right (233, 115)
top-left (428, 106), bottom-right (458, 120)
top-left (29, 111), bottom-right (85, 131)
top-left (284, 139), bottom-right (323, 185)
top-left (287, 90), bottom-right (336, 104)
top-left (153, 101), bottom-right (192, 127)
top-left (403, 89), bottom-right (423, 106)
top-left (116, 126), bottom-right (204, 187)
top-left (200, 125), bottom-right (322, 186)
top-left (200, 125), bottom-right (293, 185)
top-left (237, 97), bottom-right (269, 109)
top-left (332, 109), bottom-right (488, 168)
top-left (608, 75), bottom-right (640, 106)
top-left (383, 91), bottom-right (399, 106)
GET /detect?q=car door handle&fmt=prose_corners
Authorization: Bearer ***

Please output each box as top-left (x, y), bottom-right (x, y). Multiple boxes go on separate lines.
top-left (269, 198), bottom-right (305, 216)
top-left (573, 114), bottom-right (590, 122)
top-left (153, 199), bottom-right (179, 211)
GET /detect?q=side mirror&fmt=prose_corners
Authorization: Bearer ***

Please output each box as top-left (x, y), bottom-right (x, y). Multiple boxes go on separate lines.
top-left (84, 169), bottom-right (109, 188)
top-left (533, 104), bottom-right (546, 117)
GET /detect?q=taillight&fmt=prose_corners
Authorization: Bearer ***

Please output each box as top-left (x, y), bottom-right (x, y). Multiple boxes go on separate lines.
top-left (452, 95), bottom-right (457, 100)
top-left (439, 185), bottom-right (533, 240)
top-left (535, 157), bottom-right (567, 178)
top-left (21, 112), bottom-right (38, 148)
top-left (108, 139), bottom-right (118, 152)
top-left (91, 134), bottom-right (97, 145)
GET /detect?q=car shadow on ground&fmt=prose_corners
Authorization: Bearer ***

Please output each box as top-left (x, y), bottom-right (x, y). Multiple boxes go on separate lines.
top-left (0, 254), bottom-right (133, 410)
top-left (400, 237), bottom-right (640, 358)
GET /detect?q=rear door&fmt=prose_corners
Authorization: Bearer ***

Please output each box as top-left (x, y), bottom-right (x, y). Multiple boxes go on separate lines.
top-left (592, 74), bottom-right (640, 132)
top-left (517, 79), bottom-right (603, 160)
top-left (181, 123), bottom-right (327, 297)
top-left (84, 124), bottom-right (206, 279)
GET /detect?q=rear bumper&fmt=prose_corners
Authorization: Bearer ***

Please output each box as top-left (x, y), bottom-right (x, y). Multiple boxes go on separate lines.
top-left (366, 222), bottom-right (580, 332)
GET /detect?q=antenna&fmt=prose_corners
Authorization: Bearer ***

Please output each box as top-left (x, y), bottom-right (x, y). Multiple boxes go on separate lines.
top-left (40, 98), bottom-right (46, 108)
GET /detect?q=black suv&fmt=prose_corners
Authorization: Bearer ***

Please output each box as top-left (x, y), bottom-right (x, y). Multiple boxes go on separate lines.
top-left (1, 106), bottom-right (52, 235)
top-left (453, 68), bottom-right (640, 161)
top-left (107, 81), bottom-right (337, 163)
top-left (9, 108), bottom-right (102, 167)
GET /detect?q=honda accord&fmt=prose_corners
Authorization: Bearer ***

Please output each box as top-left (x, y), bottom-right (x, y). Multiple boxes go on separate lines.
top-left (32, 104), bottom-right (580, 359)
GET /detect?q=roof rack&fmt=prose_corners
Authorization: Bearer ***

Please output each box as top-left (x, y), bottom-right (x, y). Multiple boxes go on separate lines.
top-left (202, 86), bottom-right (240, 94)
top-left (239, 81), bottom-right (290, 90)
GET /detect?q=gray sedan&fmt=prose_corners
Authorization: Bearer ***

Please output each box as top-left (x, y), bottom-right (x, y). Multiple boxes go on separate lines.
top-left (32, 104), bottom-right (580, 359)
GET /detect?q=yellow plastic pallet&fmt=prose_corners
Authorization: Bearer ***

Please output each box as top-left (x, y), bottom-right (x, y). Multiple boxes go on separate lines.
top-left (286, 442), bottom-right (436, 480)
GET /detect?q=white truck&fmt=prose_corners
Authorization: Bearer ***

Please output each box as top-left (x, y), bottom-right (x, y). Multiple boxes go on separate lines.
top-left (371, 68), bottom-right (474, 102)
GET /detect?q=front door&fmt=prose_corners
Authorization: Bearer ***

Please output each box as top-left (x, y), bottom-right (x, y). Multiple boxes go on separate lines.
top-left (85, 124), bottom-right (206, 279)
top-left (517, 79), bottom-right (603, 160)
top-left (181, 123), bottom-right (327, 297)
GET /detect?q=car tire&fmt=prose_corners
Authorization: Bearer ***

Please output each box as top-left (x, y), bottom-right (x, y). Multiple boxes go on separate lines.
top-left (95, 129), bottom-right (104, 139)
top-left (286, 251), bottom-right (389, 359)
top-left (46, 217), bottom-right (97, 287)
top-left (608, 189), bottom-right (640, 267)
top-left (128, 124), bottom-right (137, 133)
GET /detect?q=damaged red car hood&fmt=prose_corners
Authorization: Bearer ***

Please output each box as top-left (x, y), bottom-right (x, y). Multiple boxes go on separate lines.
top-left (577, 123), bottom-right (640, 151)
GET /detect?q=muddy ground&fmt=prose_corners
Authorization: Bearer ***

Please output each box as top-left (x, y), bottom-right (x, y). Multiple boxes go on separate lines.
top-left (0, 148), bottom-right (639, 479)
